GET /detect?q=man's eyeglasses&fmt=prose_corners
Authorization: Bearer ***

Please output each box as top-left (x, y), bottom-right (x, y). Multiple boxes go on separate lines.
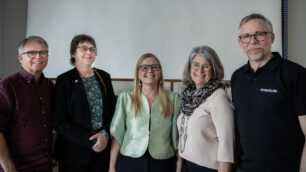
top-left (77, 46), bottom-right (97, 54)
top-left (139, 64), bottom-right (161, 72)
top-left (191, 62), bottom-right (211, 71)
top-left (239, 31), bottom-right (272, 43)
top-left (19, 50), bottom-right (49, 58)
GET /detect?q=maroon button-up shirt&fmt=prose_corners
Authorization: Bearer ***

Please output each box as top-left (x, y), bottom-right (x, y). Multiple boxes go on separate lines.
top-left (0, 67), bottom-right (53, 172)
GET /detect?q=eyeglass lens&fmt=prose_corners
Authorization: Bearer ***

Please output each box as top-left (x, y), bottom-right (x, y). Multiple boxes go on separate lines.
top-left (139, 64), bottom-right (160, 72)
top-left (239, 32), bottom-right (270, 43)
top-left (191, 63), bottom-right (210, 70)
top-left (23, 50), bottom-right (48, 58)
top-left (78, 46), bottom-right (96, 53)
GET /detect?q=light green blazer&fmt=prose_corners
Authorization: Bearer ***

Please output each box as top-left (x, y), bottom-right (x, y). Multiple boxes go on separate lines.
top-left (110, 90), bottom-right (181, 159)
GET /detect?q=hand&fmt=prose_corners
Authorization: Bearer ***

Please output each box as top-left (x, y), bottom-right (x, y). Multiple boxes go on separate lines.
top-left (2, 161), bottom-right (18, 172)
top-left (89, 133), bottom-right (108, 152)
top-left (108, 166), bottom-right (116, 172)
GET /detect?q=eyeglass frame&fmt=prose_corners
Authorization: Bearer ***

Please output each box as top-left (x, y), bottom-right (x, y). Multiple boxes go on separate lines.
top-left (191, 62), bottom-right (211, 71)
top-left (19, 50), bottom-right (49, 58)
top-left (138, 64), bottom-right (161, 72)
top-left (77, 46), bottom-right (97, 54)
top-left (239, 31), bottom-right (272, 43)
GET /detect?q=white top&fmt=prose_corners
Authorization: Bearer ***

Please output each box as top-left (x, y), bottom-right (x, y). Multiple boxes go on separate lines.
top-left (177, 88), bottom-right (235, 169)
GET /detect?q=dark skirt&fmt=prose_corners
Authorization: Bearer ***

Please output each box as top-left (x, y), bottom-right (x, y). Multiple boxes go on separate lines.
top-left (182, 159), bottom-right (217, 172)
top-left (116, 151), bottom-right (176, 172)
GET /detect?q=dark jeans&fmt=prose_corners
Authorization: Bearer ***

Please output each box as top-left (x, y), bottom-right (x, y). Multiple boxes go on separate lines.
top-left (182, 159), bottom-right (217, 172)
top-left (116, 152), bottom-right (176, 172)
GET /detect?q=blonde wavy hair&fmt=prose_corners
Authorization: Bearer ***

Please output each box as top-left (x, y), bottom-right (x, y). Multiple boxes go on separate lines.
top-left (131, 53), bottom-right (173, 118)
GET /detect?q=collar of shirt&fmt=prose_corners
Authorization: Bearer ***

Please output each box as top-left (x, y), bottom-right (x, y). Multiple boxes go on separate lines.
top-left (243, 52), bottom-right (282, 75)
top-left (19, 67), bottom-right (46, 84)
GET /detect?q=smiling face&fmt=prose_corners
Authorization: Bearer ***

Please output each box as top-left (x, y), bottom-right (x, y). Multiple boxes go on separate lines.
top-left (190, 54), bottom-right (212, 89)
top-left (18, 40), bottom-right (48, 78)
top-left (138, 57), bottom-right (161, 87)
top-left (72, 41), bottom-right (96, 67)
top-left (238, 19), bottom-right (275, 63)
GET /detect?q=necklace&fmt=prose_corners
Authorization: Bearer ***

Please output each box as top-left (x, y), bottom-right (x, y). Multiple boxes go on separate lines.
top-left (179, 114), bottom-right (189, 153)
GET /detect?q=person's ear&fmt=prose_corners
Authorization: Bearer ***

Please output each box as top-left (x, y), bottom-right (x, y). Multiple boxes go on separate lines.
top-left (270, 32), bottom-right (275, 43)
top-left (238, 38), bottom-right (244, 49)
top-left (18, 55), bottom-right (23, 63)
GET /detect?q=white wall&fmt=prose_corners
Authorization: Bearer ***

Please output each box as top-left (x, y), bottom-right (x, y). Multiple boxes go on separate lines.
top-left (0, 0), bottom-right (28, 78)
top-left (27, 0), bottom-right (282, 80)
top-left (288, 0), bottom-right (306, 68)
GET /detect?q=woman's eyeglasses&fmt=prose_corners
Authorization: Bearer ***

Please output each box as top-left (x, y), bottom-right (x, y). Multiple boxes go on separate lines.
top-left (191, 62), bottom-right (211, 71)
top-left (77, 46), bottom-right (97, 54)
top-left (139, 64), bottom-right (161, 72)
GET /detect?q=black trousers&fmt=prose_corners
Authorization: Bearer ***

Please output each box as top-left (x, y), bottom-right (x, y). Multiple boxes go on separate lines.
top-left (58, 150), bottom-right (109, 172)
top-left (233, 156), bottom-right (301, 172)
top-left (116, 152), bottom-right (176, 172)
top-left (182, 159), bottom-right (217, 172)
top-left (30, 170), bottom-right (51, 172)
top-left (0, 168), bottom-right (51, 172)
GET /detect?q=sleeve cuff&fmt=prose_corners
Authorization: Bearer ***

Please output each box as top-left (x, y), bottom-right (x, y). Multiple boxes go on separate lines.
top-left (100, 130), bottom-right (109, 140)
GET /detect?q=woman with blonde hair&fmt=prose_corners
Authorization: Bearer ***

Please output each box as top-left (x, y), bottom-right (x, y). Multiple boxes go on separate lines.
top-left (109, 53), bottom-right (181, 172)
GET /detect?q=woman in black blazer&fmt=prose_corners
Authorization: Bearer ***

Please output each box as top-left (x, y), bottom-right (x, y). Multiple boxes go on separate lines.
top-left (52, 34), bottom-right (116, 172)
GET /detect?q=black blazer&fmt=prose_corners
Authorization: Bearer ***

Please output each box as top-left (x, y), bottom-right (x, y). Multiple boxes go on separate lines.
top-left (52, 68), bottom-right (116, 164)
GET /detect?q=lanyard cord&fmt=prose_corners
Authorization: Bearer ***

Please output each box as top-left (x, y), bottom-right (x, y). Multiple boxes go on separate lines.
top-left (92, 68), bottom-right (107, 95)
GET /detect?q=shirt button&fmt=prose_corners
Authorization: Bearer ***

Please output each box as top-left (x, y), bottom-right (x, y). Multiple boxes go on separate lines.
top-left (45, 138), bottom-right (48, 142)
top-left (41, 110), bottom-right (45, 114)
top-left (27, 80), bottom-right (31, 83)
top-left (40, 97), bottom-right (43, 100)
top-left (43, 124), bottom-right (47, 127)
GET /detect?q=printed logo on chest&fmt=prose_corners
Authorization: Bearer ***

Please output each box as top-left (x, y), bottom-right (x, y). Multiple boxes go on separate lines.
top-left (260, 88), bottom-right (278, 94)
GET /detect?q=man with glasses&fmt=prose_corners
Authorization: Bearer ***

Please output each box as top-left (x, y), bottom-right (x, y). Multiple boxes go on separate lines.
top-left (231, 13), bottom-right (306, 172)
top-left (0, 36), bottom-right (53, 172)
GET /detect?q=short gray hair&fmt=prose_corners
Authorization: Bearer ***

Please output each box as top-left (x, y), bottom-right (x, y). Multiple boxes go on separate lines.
top-left (18, 36), bottom-right (48, 55)
top-left (182, 45), bottom-right (224, 86)
top-left (239, 13), bottom-right (273, 32)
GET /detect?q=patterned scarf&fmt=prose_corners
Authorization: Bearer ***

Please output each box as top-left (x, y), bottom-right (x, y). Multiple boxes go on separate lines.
top-left (181, 80), bottom-right (223, 116)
